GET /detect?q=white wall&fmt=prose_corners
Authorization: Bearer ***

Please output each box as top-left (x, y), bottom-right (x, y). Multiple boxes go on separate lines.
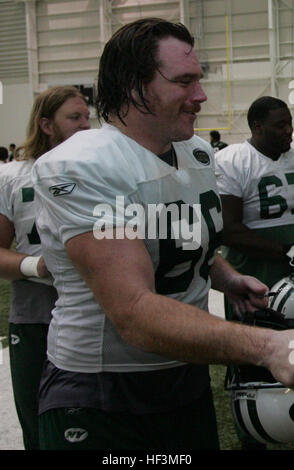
top-left (193, 0), bottom-right (294, 144)
top-left (1, 0), bottom-right (294, 148)
top-left (0, 0), bottom-right (30, 148)
top-left (0, 80), bottom-right (33, 149)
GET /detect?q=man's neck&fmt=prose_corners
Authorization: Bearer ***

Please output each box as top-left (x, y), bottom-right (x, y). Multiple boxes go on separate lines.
top-left (249, 137), bottom-right (281, 161)
top-left (109, 114), bottom-right (171, 156)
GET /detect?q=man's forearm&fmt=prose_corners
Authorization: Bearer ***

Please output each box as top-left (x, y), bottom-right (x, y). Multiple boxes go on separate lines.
top-left (110, 288), bottom-right (275, 369)
top-left (209, 253), bottom-right (238, 294)
top-left (223, 223), bottom-right (286, 260)
top-left (220, 194), bottom-right (288, 260)
top-left (0, 247), bottom-right (27, 280)
top-left (67, 231), bottom-right (294, 389)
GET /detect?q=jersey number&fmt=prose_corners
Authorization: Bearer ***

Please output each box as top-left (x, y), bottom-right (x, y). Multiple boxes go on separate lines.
top-left (155, 190), bottom-right (222, 295)
top-left (259, 173), bottom-right (294, 219)
top-left (22, 187), bottom-right (41, 245)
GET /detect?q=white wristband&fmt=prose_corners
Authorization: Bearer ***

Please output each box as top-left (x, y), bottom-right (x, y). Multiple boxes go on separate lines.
top-left (20, 256), bottom-right (41, 278)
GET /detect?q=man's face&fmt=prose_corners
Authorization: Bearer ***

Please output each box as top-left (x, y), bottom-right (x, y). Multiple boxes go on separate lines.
top-left (258, 107), bottom-right (293, 155)
top-left (141, 37), bottom-right (207, 148)
top-left (45, 96), bottom-right (91, 148)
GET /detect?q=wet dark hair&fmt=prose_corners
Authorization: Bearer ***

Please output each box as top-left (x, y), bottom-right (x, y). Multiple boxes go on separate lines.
top-left (247, 96), bottom-right (288, 130)
top-left (96, 17), bottom-right (194, 124)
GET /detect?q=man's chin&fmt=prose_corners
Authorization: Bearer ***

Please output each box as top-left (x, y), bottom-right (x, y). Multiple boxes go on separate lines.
top-left (174, 128), bottom-right (195, 142)
top-left (282, 142), bottom-right (292, 153)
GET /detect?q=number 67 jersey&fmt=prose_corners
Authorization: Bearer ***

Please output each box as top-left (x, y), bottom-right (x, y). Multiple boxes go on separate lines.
top-left (32, 124), bottom-right (223, 373)
top-left (215, 140), bottom-right (294, 230)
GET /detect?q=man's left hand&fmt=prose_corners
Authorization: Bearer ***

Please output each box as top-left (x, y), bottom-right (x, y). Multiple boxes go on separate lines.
top-left (225, 274), bottom-right (269, 319)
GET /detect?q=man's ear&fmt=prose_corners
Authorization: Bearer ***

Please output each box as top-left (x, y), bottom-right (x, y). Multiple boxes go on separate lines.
top-left (131, 82), bottom-right (148, 103)
top-left (39, 117), bottom-right (53, 136)
top-left (130, 88), bottom-right (139, 102)
top-left (252, 120), bottom-right (262, 135)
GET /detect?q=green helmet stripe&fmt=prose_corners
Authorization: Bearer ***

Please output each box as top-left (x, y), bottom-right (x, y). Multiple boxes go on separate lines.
top-left (247, 399), bottom-right (279, 444)
top-left (277, 285), bottom-right (294, 313)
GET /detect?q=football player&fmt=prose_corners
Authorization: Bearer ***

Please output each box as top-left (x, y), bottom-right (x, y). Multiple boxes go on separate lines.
top-left (32, 19), bottom-right (294, 450)
top-left (215, 95), bottom-right (294, 449)
top-left (0, 86), bottom-right (90, 449)
top-left (210, 130), bottom-right (228, 153)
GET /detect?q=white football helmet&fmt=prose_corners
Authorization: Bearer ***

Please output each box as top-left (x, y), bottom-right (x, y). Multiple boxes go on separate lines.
top-left (226, 306), bottom-right (294, 444)
top-left (268, 274), bottom-right (294, 322)
top-left (229, 380), bottom-right (294, 444)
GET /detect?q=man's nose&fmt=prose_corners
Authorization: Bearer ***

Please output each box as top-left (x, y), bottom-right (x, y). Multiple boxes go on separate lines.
top-left (80, 117), bottom-right (91, 130)
top-left (191, 82), bottom-right (207, 104)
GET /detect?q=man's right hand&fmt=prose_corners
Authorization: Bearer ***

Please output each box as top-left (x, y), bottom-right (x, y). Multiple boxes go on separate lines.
top-left (262, 329), bottom-right (294, 388)
top-left (37, 256), bottom-right (52, 278)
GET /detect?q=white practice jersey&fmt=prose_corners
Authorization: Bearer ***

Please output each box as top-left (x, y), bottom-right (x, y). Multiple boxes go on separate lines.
top-left (32, 124), bottom-right (223, 373)
top-left (0, 159), bottom-right (52, 285)
top-left (215, 140), bottom-right (294, 229)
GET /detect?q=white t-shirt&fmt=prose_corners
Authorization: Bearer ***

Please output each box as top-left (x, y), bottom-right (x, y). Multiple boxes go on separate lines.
top-left (32, 124), bottom-right (223, 373)
top-left (215, 140), bottom-right (294, 229)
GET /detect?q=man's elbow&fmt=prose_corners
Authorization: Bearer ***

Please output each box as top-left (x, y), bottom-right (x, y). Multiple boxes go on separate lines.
top-left (104, 289), bottom-right (154, 352)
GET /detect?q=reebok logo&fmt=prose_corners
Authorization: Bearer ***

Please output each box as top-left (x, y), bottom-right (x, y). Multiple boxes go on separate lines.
top-left (49, 183), bottom-right (76, 197)
top-left (11, 334), bottom-right (20, 345)
top-left (64, 428), bottom-right (88, 443)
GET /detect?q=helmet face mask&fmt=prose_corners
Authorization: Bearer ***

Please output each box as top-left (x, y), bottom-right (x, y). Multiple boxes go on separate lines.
top-left (226, 304), bottom-right (294, 445)
top-left (268, 273), bottom-right (294, 324)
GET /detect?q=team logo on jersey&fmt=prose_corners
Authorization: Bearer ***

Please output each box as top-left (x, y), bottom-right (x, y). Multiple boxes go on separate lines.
top-left (193, 149), bottom-right (210, 165)
top-left (11, 334), bottom-right (20, 345)
top-left (49, 182), bottom-right (76, 197)
top-left (66, 408), bottom-right (83, 415)
top-left (64, 428), bottom-right (88, 443)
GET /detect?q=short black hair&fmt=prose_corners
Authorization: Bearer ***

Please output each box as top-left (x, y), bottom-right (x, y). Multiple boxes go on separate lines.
top-left (210, 130), bottom-right (220, 140)
top-left (247, 96), bottom-right (288, 130)
top-left (0, 146), bottom-right (8, 162)
top-left (96, 17), bottom-right (194, 124)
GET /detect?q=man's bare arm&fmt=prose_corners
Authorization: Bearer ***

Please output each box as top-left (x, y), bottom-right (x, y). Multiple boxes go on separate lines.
top-left (221, 194), bottom-right (288, 260)
top-left (0, 213), bottom-right (50, 280)
top-left (210, 253), bottom-right (269, 317)
top-left (66, 229), bottom-right (294, 388)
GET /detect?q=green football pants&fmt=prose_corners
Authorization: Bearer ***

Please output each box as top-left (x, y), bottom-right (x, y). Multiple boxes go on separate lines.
top-left (9, 323), bottom-right (49, 450)
top-left (39, 384), bottom-right (219, 450)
